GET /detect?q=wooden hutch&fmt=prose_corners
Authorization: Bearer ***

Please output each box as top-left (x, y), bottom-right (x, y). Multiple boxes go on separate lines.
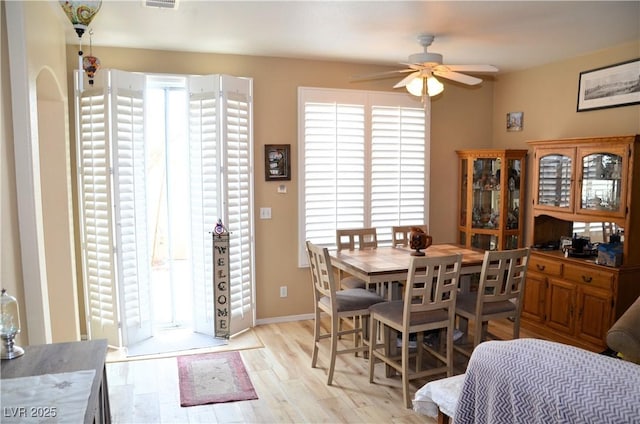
top-left (522, 135), bottom-right (640, 352)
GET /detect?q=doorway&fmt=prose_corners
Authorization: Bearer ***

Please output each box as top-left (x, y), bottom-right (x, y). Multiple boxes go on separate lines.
top-left (126, 78), bottom-right (225, 356)
top-left (77, 70), bottom-right (255, 350)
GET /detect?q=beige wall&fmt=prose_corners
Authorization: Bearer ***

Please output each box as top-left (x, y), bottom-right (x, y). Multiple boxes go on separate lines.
top-left (1, 1), bottom-right (29, 345)
top-left (3, 1), bottom-right (79, 345)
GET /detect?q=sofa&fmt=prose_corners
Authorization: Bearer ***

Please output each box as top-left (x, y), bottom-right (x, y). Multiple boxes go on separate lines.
top-left (606, 294), bottom-right (640, 363)
top-left (413, 295), bottom-right (640, 423)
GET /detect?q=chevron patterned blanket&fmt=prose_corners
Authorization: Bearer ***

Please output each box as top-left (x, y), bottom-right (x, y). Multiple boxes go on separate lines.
top-left (454, 338), bottom-right (640, 424)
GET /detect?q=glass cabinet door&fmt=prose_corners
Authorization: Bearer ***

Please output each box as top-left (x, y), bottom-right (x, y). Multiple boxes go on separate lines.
top-left (536, 149), bottom-right (573, 210)
top-left (578, 147), bottom-right (627, 217)
top-left (505, 158), bottom-right (522, 231)
top-left (471, 157), bottom-right (501, 230)
top-left (460, 158), bottom-right (468, 229)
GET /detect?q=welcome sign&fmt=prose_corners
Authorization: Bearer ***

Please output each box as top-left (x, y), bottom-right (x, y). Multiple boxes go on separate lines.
top-left (213, 220), bottom-right (230, 339)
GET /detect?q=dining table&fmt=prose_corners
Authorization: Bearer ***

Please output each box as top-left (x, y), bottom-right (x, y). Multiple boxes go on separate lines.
top-left (329, 243), bottom-right (486, 295)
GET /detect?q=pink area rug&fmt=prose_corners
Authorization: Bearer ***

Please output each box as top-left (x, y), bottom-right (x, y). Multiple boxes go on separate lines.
top-left (177, 351), bottom-right (258, 407)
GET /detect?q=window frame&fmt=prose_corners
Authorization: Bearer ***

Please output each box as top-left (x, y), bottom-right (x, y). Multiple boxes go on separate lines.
top-left (297, 87), bottom-right (428, 266)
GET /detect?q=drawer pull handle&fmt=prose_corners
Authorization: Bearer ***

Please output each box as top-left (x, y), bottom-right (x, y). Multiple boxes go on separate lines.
top-left (582, 276), bottom-right (593, 283)
top-left (536, 264), bottom-right (545, 271)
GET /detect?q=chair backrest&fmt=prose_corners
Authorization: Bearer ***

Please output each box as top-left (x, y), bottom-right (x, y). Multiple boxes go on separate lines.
top-left (336, 228), bottom-right (378, 251)
top-left (392, 225), bottom-right (428, 247)
top-left (402, 253), bottom-right (462, 330)
top-left (476, 248), bottom-right (530, 309)
top-left (306, 240), bottom-right (338, 305)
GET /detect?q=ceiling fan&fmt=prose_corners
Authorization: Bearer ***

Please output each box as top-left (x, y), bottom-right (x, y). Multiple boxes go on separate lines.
top-left (357, 34), bottom-right (499, 98)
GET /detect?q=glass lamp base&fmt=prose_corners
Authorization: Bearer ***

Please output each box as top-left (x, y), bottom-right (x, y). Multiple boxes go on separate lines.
top-left (1, 336), bottom-right (25, 359)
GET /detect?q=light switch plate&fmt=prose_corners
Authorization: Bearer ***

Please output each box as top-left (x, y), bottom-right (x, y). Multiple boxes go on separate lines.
top-left (260, 207), bottom-right (272, 219)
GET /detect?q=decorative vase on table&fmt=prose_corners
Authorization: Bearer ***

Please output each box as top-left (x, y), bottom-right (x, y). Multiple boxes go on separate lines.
top-left (409, 227), bottom-right (432, 256)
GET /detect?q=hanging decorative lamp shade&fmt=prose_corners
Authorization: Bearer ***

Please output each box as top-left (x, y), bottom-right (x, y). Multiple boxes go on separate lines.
top-left (82, 31), bottom-right (100, 85)
top-left (83, 55), bottom-right (101, 85)
top-left (59, 1), bottom-right (102, 39)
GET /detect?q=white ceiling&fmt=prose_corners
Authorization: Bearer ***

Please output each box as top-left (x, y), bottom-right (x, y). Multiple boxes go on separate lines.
top-left (58, 1), bottom-right (640, 74)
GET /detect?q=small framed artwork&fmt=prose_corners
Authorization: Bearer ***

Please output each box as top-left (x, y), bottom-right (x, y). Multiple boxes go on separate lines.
top-left (577, 58), bottom-right (640, 112)
top-left (507, 112), bottom-right (523, 132)
top-left (264, 144), bottom-right (291, 181)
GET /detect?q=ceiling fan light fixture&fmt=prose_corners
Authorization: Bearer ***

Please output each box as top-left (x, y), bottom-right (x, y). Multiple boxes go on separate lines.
top-left (426, 76), bottom-right (444, 96)
top-left (406, 77), bottom-right (424, 97)
top-left (406, 75), bottom-right (444, 97)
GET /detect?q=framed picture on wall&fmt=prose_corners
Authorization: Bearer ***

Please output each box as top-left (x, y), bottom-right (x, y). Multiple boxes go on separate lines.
top-left (577, 58), bottom-right (640, 112)
top-left (507, 112), bottom-right (523, 132)
top-left (264, 144), bottom-right (291, 181)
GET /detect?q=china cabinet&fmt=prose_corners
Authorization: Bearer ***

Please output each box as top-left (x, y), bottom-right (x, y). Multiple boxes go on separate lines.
top-left (457, 149), bottom-right (527, 251)
top-left (522, 135), bottom-right (640, 352)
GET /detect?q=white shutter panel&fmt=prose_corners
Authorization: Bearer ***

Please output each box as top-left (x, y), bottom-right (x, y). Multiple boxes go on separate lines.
top-left (301, 99), bottom-right (366, 249)
top-left (371, 103), bottom-right (425, 244)
top-left (188, 75), bottom-right (220, 336)
top-left (220, 75), bottom-right (254, 335)
top-left (109, 70), bottom-right (152, 347)
top-left (77, 70), bottom-right (121, 346)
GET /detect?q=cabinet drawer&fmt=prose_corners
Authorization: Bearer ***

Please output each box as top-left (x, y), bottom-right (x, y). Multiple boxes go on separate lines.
top-left (563, 263), bottom-right (614, 290)
top-left (529, 256), bottom-right (562, 276)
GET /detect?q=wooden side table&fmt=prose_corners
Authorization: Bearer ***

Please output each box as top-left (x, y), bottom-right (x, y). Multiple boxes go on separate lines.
top-left (1, 339), bottom-right (110, 424)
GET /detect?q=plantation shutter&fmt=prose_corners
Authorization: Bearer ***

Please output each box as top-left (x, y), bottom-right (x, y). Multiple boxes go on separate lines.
top-left (220, 75), bottom-right (254, 334)
top-left (77, 69), bottom-right (151, 347)
top-left (298, 88), bottom-right (424, 265)
top-left (109, 70), bottom-right (152, 347)
top-left (298, 87), bottom-right (428, 266)
top-left (188, 75), bottom-right (254, 336)
top-left (77, 71), bottom-right (121, 346)
top-left (188, 75), bottom-right (220, 336)
top-left (370, 96), bottom-right (426, 244)
top-left (299, 89), bottom-right (367, 259)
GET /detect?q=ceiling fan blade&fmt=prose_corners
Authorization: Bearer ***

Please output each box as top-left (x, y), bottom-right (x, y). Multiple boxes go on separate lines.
top-left (440, 64), bottom-right (499, 73)
top-left (393, 71), bottom-right (421, 88)
top-left (399, 62), bottom-right (427, 71)
top-left (351, 68), bottom-right (414, 82)
top-left (433, 70), bottom-right (483, 85)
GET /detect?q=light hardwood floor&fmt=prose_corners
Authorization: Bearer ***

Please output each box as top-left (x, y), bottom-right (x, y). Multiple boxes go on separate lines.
top-left (106, 317), bottom-right (537, 423)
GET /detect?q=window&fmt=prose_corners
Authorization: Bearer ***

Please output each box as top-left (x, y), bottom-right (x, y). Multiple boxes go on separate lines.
top-left (297, 87), bottom-right (426, 266)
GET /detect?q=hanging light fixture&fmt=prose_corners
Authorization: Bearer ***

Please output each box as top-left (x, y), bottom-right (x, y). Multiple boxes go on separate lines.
top-left (406, 72), bottom-right (444, 98)
top-left (406, 77), bottom-right (424, 97)
top-left (59, 1), bottom-right (102, 89)
top-left (82, 30), bottom-right (101, 86)
top-left (425, 75), bottom-right (444, 96)
top-left (59, 1), bottom-right (102, 39)
top-left (0, 289), bottom-right (24, 359)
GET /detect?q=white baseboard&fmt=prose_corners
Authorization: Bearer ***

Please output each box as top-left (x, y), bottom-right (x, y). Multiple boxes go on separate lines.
top-left (256, 313), bottom-right (314, 326)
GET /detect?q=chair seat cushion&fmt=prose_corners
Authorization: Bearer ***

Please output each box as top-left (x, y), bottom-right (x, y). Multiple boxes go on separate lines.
top-left (340, 276), bottom-right (366, 289)
top-left (320, 288), bottom-right (384, 312)
top-left (456, 293), bottom-right (516, 316)
top-left (369, 300), bottom-right (449, 325)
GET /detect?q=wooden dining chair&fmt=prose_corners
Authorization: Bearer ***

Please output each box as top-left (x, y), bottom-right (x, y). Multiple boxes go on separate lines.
top-left (368, 253), bottom-right (463, 408)
top-left (305, 241), bottom-right (386, 385)
top-left (454, 247), bottom-right (530, 357)
top-left (336, 228), bottom-right (378, 290)
top-left (391, 225), bottom-right (428, 247)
